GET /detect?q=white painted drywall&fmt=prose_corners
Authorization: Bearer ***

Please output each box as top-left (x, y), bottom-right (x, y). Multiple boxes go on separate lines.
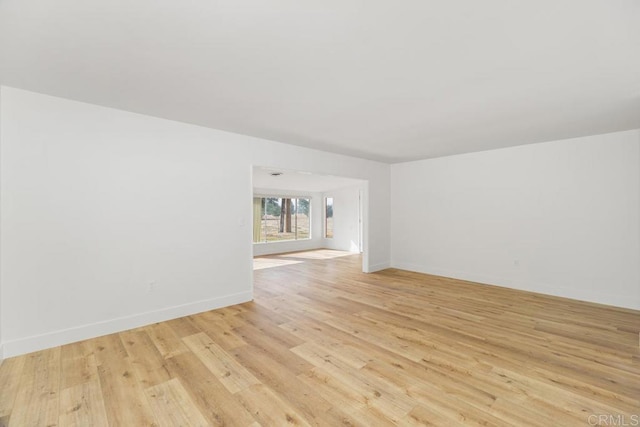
top-left (391, 130), bottom-right (640, 310)
top-left (0, 86), bottom-right (3, 363)
top-left (0, 86), bottom-right (391, 357)
top-left (323, 184), bottom-right (364, 253)
top-left (252, 190), bottom-right (323, 256)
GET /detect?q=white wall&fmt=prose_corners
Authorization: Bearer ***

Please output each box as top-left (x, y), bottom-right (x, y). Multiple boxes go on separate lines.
top-left (0, 86), bottom-right (391, 357)
top-left (391, 130), bottom-right (640, 310)
top-left (252, 189), bottom-right (323, 256)
top-left (323, 184), bottom-right (364, 253)
top-left (0, 86), bottom-right (3, 363)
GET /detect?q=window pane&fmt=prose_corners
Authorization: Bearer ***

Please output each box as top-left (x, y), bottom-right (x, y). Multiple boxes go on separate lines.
top-left (254, 196), bottom-right (312, 243)
top-left (281, 198), bottom-right (297, 241)
top-left (296, 198), bottom-right (310, 239)
top-left (264, 197), bottom-right (281, 242)
top-left (325, 197), bottom-right (333, 238)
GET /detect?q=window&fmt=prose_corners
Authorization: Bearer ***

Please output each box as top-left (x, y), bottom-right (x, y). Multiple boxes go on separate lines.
top-left (325, 197), bottom-right (333, 238)
top-left (253, 197), bottom-right (311, 243)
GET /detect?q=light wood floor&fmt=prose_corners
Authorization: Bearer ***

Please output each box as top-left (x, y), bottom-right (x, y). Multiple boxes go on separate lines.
top-left (0, 250), bottom-right (638, 426)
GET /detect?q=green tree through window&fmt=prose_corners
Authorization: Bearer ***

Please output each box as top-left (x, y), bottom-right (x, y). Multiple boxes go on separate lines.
top-left (253, 197), bottom-right (311, 243)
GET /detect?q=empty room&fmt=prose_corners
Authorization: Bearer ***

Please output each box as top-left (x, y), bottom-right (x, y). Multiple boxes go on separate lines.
top-left (0, 1), bottom-right (639, 426)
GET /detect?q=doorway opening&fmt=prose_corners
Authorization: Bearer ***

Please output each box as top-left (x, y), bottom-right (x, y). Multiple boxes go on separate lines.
top-left (251, 166), bottom-right (368, 273)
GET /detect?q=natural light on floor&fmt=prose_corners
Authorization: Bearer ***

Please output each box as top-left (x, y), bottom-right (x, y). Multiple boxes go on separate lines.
top-left (252, 258), bottom-right (303, 270)
top-left (275, 249), bottom-right (354, 260)
top-left (253, 250), bottom-right (356, 270)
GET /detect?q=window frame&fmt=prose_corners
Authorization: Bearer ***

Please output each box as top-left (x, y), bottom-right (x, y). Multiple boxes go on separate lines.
top-left (324, 196), bottom-right (334, 239)
top-left (253, 195), bottom-right (312, 244)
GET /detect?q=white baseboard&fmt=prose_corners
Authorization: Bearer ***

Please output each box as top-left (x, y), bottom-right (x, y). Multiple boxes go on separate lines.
top-left (391, 261), bottom-right (504, 288)
top-left (253, 240), bottom-right (324, 257)
top-left (366, 261), bottom-right (391, 273)
top-left (0, 343), bottom-right (4, 365)
top-left (2, 290), bottom-right (253, 358)
top-left (390, 261), bottom-right (639, 311)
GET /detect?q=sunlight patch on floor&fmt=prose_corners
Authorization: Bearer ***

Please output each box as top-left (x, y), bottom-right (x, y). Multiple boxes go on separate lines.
top-left (276, 249), bottom-right (355, 260)
top-left (253, 258), bottom-right (303, 270)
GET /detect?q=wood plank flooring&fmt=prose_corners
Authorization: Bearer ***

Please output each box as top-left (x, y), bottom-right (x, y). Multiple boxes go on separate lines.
top-left (1, 249), bottom-right (638, 426)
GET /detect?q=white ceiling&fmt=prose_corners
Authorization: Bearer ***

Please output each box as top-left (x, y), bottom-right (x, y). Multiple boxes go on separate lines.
top-left (253, 167), bottom-right (364, 193)
top-left (1, 1), bottom-right (639, 163)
